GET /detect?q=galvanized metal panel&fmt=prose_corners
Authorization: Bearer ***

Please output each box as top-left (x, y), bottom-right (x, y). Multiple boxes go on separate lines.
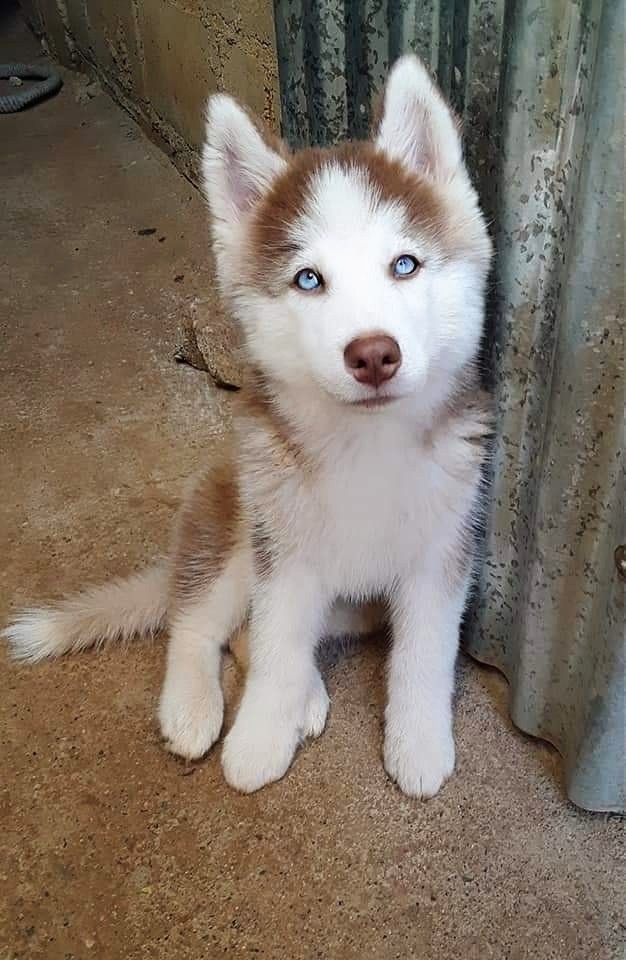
top-left (274, 0), bottom-right (625, 810)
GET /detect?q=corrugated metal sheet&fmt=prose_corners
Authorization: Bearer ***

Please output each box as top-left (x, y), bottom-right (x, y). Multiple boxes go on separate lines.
top-left (274, 0), bottom-right (624, 811)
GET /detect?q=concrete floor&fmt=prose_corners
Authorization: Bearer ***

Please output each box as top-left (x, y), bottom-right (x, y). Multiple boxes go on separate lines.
top-left (1, 14), bottom-right (623, 960)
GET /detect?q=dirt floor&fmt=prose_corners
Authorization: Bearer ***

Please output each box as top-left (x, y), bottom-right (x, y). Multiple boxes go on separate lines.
top-left (1, 12), bottom-right (623, 960)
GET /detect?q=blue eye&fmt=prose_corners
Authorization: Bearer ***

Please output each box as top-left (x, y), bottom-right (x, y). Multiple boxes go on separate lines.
top-left (294, 268), bottom-right (322, 291)
top-left (393, 254), bottom-right (419, 278)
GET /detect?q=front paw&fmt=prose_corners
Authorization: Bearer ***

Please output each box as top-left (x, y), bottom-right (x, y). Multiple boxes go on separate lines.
top-left (384, 724), bottom-right (455, 799)
top-left (159, 674), bottom-right (224, 761)
top-left (221, 702), bottom-right (301, 793)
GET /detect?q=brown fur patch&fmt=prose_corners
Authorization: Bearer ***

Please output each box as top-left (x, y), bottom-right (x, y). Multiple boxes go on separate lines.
top-left (430, 365), bottom-right (495, 457)
top-left (448, 387), bottom-right (495, 451)
top-left (170, 446), bottom-right (241, 605)
top-left (458, 392), bottom-right (495, 447)
top-left (246, 142), bottom-right (452, 293)
top-left (246, 148), bottom-right (327, 288)
top-left (250, 519), bottom-right (274, 575)
top-left (235, 368), bottom-right (313, 475)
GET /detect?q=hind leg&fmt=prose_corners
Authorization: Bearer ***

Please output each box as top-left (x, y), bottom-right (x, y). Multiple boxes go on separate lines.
top-left (159, 548), bottom-right (252, 760)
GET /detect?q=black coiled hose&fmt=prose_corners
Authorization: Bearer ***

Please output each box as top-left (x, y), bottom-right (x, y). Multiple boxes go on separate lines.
top-left (0, 63), bottom-right (62, 112)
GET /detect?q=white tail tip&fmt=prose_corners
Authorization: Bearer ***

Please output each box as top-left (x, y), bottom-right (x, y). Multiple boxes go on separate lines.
top-left (3, 563), bottom-right (169, 664)
top-left (3, 609), bottom-right (68, 663)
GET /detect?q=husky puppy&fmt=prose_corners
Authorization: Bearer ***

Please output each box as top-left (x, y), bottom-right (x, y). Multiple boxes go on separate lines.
top-left (5, 56), bottom-right (492, 798)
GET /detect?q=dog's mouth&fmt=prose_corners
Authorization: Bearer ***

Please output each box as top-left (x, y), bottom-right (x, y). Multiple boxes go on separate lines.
top-left (351, 395), bottom-right (397, 410)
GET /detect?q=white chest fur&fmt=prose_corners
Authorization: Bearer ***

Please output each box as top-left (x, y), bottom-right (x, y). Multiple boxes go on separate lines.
top-left (257, 409), bottom-right (478, 599)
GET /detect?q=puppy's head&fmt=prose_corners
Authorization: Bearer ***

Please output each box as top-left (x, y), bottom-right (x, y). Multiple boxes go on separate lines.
top-left (202, 57), bottom-right (491, 413)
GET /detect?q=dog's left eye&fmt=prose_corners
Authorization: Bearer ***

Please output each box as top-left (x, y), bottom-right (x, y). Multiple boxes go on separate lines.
top-left (393, 254), bottom-right (419, 278)
top-left (294, 268), bottom-right (322, 291)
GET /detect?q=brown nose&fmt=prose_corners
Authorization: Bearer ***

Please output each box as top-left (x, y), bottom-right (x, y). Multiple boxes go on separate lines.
top-left (344, 335), bottom-right (402, 388)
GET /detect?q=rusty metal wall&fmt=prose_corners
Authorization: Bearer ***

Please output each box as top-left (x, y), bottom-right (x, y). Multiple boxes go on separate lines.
top-left (274, 0), bottom-right (624, 811)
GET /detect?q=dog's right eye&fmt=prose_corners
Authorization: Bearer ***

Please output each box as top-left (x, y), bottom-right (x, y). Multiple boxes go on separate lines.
top-left (294, 268), bottom-right (322, 291)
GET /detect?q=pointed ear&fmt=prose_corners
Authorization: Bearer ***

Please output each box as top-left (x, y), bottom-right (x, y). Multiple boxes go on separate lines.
top-left (202, 95), bottom-right (287, 225)
top-left (375, 56), bottom-right (463, 182)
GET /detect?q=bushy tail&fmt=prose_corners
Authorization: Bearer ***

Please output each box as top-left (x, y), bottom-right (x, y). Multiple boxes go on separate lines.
top-left (3, 563), bottom-right (170, 663)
